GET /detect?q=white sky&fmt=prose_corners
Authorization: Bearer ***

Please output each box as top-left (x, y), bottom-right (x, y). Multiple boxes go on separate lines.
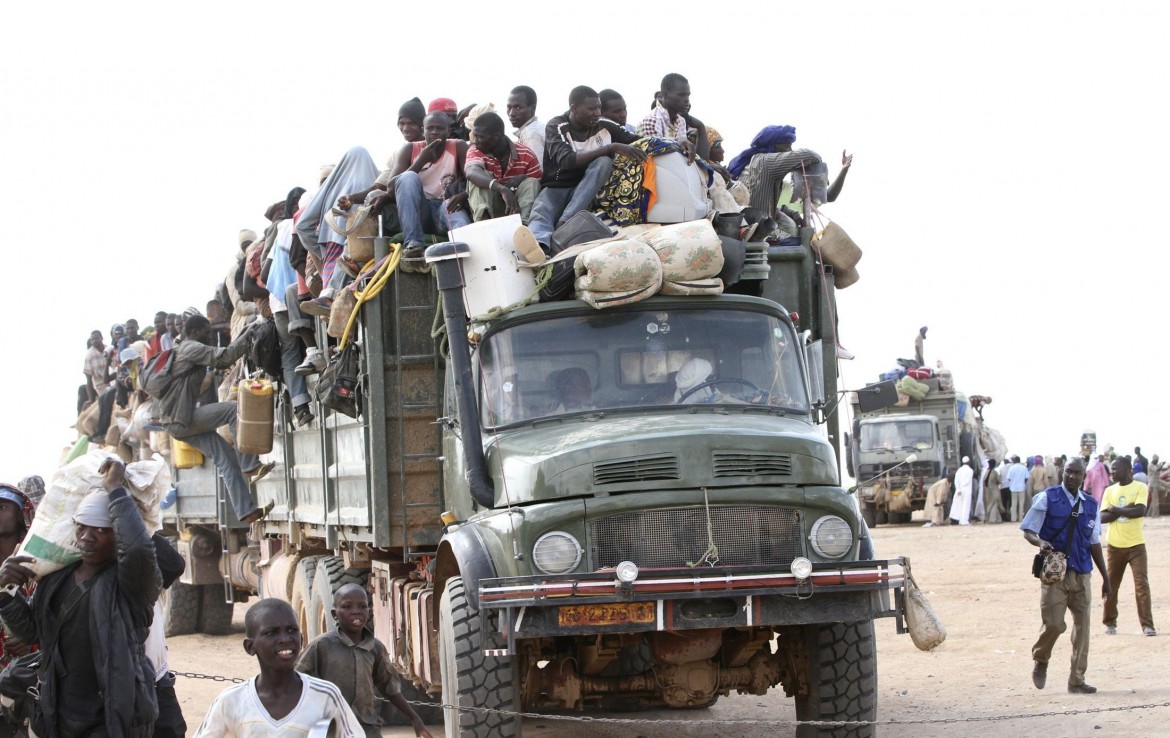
top-left (2, 0), bottom-right (1167, 482)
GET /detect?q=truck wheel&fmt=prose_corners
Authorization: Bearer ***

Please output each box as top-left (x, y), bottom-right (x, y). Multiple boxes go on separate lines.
top-left (874, 509), bottom-right (888, 526)
top-left (794, 620), bottom-right (877, 738)
top-left (308, 557), bottom-right (370, 639)
top-left (164, 581), bottom-right (200, 637)
top-left (439, 576), bottom-right (520, 737)
top-left (199, 584), bottom-right (235, 635)
top-left (382, 680), bottom-right (444, 726)
top-left (290, 555), bottom-right (324, 640)
top-left (860, 504), bottom-right (876, 529)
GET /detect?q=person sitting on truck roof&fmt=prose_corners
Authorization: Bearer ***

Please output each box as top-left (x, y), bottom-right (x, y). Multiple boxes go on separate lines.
top-left (162, 315), bottom-right (275, 525)
top-left (598, 88), bottom-right (636, 133)
top-left (465, 112), bottom-right (542, 224)
top-left (398, 97), bottom-right (426, 143)
top-left (728, 125), bottom-right (824, 228)
top-left (382, 112), bottom-right (472, 260)
top-left (528, 85), bottom-right (645, 249)
top-left (637, 73), bottom-right (695, 161)
top-left (507, 85), bottom-right (545, 161)
top-left (429, 97), bottom-right (472, 141)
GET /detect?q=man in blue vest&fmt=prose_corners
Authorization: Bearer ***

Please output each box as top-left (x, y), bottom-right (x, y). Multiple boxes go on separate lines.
top-left (1020, 457), bottom-right (1110, 693)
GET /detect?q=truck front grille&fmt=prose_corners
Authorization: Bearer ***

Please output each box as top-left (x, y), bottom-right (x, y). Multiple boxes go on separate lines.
top-left (588, 505), bottom-right (804, 569)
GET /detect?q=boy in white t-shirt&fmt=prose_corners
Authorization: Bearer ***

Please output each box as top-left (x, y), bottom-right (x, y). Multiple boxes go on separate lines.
top-left (194, 598), bottom-right (364, 737)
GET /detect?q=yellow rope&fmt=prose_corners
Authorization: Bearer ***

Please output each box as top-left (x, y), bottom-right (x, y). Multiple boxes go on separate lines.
top-left (339, 244), bottom-right (402, 349)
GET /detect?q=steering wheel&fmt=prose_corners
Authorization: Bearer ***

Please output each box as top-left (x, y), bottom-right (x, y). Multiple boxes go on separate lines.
top-left (677, 378), bottom-right (759, 403)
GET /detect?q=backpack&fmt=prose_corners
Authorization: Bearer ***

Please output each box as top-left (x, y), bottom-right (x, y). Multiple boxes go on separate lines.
top-left (249, 319), bottom-right (283, 378)
top-left (140, 348), bottom-right (179, 398)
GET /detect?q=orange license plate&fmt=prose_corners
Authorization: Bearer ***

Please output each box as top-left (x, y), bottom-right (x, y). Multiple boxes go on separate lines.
top-left (558, 602), bottom-right (656, 627)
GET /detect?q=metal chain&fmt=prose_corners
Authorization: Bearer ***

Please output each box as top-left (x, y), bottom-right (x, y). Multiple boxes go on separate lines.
top-left (173, 671), bottom-right (246, 684)
top-left (403, 698), bottom-right (1170, 727)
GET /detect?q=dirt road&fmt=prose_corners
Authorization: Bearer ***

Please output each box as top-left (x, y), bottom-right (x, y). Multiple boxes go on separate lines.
top-left (169, 515), bottom-right (1169, 736)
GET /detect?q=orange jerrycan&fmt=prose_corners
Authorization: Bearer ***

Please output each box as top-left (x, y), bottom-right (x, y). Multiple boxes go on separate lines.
top-left (237, 377), bottom-right (275, 455)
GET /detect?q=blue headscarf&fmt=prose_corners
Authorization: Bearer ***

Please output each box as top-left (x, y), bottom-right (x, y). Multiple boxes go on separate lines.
top-left (727, 125), bottom-right (797, 179)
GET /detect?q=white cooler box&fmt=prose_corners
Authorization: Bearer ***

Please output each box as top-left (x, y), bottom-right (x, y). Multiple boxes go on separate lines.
top-left (448, 214), bottom-right (538, 317)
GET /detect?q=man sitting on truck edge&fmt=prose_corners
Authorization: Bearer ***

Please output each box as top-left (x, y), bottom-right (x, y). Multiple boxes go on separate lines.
top-left (465, 112), bottom-right (543, 224)
top-left (384, 112), bottom-right (471, 261)
top-left (528, 85), bottom-right (645, 249)
top-left (507, 85), bottom-right (545, 161)
top-left (163, 315), bottom-right (274, 525)
top-left (637, 73), bottom-right (696, 161)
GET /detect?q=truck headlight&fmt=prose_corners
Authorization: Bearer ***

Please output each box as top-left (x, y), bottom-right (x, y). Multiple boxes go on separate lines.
top-left (532, 531), bottom-right (583, 574)
top-left (809, 516), bottom-right (853, 559)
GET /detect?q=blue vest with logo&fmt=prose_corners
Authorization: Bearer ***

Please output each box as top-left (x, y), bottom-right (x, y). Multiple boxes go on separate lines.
top-left (1037, 486), bottom-right (1098, 574)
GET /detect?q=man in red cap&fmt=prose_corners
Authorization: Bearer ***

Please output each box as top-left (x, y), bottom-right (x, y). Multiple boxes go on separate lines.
top-left (429, 98), bottom-right (471, 141)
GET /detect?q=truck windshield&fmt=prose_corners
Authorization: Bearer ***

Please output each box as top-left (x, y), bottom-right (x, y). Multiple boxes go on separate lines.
top-left (859, 419), bottom-right (934, 452)
top-left (477, 307), bottom-right (809, 427)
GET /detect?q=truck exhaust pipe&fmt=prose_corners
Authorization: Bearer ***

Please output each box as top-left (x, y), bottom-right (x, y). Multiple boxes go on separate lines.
top-left (426, 241), bottom-right (495, 509)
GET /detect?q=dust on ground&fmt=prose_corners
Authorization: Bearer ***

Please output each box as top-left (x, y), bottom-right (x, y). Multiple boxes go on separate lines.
top-left (169, 515), bottom-right (1170, 737)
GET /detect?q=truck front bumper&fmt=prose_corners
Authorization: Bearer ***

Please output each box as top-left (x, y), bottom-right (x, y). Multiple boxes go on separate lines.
top-left (476, 557), bottom-right (909, 656)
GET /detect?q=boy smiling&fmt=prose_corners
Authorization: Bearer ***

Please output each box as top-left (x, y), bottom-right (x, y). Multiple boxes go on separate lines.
top-left (194, 598), bottom-right (363, 737)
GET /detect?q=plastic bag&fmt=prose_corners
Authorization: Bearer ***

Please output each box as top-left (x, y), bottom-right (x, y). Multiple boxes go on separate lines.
top-left (16, 451), bottom-right (169, 579)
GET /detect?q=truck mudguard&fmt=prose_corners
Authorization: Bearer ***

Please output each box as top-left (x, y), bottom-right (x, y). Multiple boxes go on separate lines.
top-left (434, 523), bottom-right (499, 614)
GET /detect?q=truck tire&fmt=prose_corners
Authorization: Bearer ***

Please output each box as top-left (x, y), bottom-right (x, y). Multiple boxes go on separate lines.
top-left (959, 431), bottom-right (975, 464)
top-left (889, 512), bottom-right (913, 525)
top-left (290, 555), bottom-right (325, 639)
top-left (199, 584), bottom-right (235, 635)
top-left (794, 620), bottom-right (877, 738)
top-left (382, 680), bottom-right (444, 726)
top-left (439, 576), bottom-right (520, 738)
top-left (164, 581), bottom-right (200, 637)
top-left (874, 509), bottom-right (888, 526)
top-left (308, 557), bottom-right (370, 639)
top-left (860, 503), bottom-right (877, 529)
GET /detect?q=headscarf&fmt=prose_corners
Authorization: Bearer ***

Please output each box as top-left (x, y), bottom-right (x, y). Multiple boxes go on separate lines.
top-left (727, 124), bottom-right (798, 179)
top-left (73, 489), bottom-right (112, 528)
top-left (398, 97), bottom-right (425, 126)
top-left (17, 476), bottom-right (44, 506)
top-left (296, 146), bottom-right (379, 258)
top-left (0, 483), bottom-right (35, 531)
top-left (674, 357), bottom-right (715, 403)
top-left (239, 229), bottom-right (258, 247)
top-left (706, 126), bottom-right (723, 150)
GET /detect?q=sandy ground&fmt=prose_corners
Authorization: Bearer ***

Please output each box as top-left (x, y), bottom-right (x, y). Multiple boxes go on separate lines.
top-left (169, 514), bottom-right (1170, 737)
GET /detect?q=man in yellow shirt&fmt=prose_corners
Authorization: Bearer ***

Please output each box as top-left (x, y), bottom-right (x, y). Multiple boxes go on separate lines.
top-left (1100, 457), bottom-right (1156, 636)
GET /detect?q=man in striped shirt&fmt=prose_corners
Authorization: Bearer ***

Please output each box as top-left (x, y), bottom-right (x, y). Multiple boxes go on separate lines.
top-left (465, 112), bottom-right (543, 223)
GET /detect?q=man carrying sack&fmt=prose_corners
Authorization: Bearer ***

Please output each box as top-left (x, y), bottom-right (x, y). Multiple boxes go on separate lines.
top-left (1019, 458), bottom-right (1110, 694)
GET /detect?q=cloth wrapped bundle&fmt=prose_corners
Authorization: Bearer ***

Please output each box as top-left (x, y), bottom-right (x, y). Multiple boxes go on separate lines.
top-left (897, 375), bottom-right (930, 401)
top-left (574, 240), bottom-right (662, 309)
top-left (634, 219), bottom-right (724, 296)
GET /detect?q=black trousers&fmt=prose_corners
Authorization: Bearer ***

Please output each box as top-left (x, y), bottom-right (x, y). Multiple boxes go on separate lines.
top-left (153, 673), bottom-right (186, 738)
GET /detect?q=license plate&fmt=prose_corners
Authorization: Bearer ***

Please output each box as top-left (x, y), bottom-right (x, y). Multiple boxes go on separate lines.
top-left (558, 602), bottom-right (656, 627)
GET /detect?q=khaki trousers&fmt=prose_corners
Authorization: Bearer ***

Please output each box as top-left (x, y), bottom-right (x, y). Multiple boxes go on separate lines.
top-left (1032, 570), bottom-right (1092, 688)
top-left (468, 178), bottom-right (541, 225)
top-left (1103, 543), bottom-right (1155, 630)
top-left (1011, 491), bottom-right (1027, 522)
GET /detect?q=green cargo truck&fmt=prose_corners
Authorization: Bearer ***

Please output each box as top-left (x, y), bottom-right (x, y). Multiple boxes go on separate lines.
top-left (165, 225), bottom-right (910, 738)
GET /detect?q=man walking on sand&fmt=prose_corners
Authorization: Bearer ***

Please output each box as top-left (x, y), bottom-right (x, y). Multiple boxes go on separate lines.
top-left (1101, 456), bottom-right (1156, 637)
top-left (1021, 458), bottom-right (1110, 694)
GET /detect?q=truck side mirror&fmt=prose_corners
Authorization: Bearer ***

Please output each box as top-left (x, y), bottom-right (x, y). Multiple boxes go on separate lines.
top-left (856, 380), bottom-right (899, 413)
top-left (805, 340), bottom-right (825, 408)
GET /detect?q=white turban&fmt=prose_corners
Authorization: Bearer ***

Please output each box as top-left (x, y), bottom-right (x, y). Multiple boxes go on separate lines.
top-left (674, 358), bottom-right (714, 403)
top-left (962, 456), bottom-right (970, 464)
top-left (73, 490), bottom-right (112, 528)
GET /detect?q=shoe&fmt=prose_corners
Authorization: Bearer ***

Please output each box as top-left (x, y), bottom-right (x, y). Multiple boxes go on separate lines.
top-left (300, 297), bottom-right (333, 317)
top-left (294, 405), bottom-right (314, 427)
top-left (295, 347), bottom-right (326, 377)
top-left (245, 461), bottom-right (276, 484)
top-left (1105, 625), bottom-right (1117, 635)
top-left (836, 345), bottom-right (856, 361)
top-left (1144, 627), bottom-right (1157, 636)
top-left (240, 500), bottom-right (275, 525)
top-left (921, 522), bottom-right (933, 528)
top-left (402, 242), bottom-right (426, 260)
top-left (160, 487), bottom-right (178, 510)
top-left (1068, 683), bottom-right (1097, 694)
top-left (1032, 660), bottom-right (1047, 689)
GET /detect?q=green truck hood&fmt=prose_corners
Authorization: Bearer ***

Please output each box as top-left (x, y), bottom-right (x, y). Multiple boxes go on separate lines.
top-left (483, 412), bottom-right (839, 506)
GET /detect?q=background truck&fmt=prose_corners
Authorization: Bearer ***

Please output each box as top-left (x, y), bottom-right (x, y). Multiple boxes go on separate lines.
top-left (163, 222), bottom-right (911, 738)
top-left (846, 381), bottom-right (1006, 526)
